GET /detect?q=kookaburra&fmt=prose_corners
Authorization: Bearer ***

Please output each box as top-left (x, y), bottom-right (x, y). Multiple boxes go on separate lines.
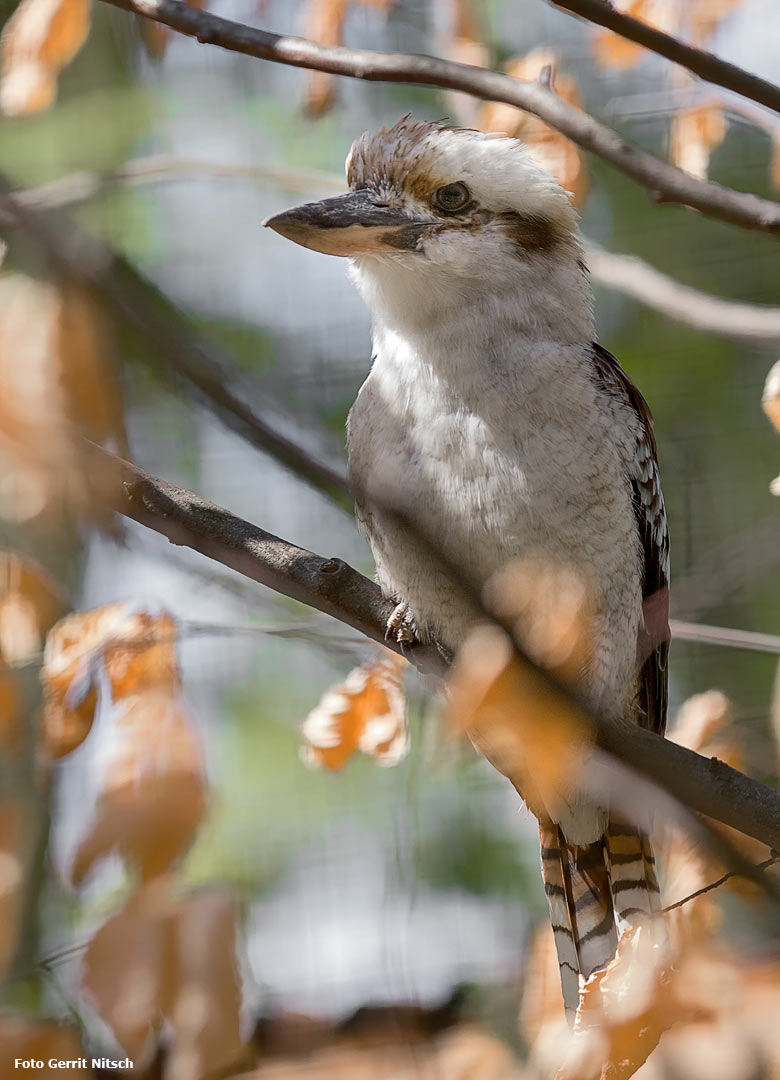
top-left (265, 117), bottom-right (669, 1015)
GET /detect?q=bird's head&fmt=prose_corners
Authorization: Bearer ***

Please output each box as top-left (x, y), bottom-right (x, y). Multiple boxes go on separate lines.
top-left (264, 117), bottom-right (588, 333)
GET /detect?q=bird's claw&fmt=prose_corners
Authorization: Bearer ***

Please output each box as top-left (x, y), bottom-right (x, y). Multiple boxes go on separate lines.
top-left (385, 602), bottom-right (418, 650)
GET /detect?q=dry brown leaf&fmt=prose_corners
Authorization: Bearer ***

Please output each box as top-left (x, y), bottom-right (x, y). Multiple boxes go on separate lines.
top-left (39, 602), bottom-right (206, 882)
top-left (520, 925), bottom-right (570, 1076)
top-left (240, 1022), bottom-right (523, 1079)
top-left (0, 552), bottom-right (67, 665)
top-left (83, 881), bottom-right (244, 1075)
top-left (688, 0), bottom-right (747, 44)
top-left (479, 51), bottom-right (588, 206)
top-left (0, 0), bottom-right (90, 116)
top-left (301, 0), bottom-right (348, 116)
top-left (669, 103), bottom-right (727, 181)
top-left (0, 801), bottom-right (25, 978)
top-left (301, 652), bottom-right (407, 770)
top-left (82, 877), bottom-right (175, 1061)
top-left (0, 274), bottom-right (125, 523)
top-left (41, 602), bottom-right (179, 759)
top-left (591, 1), bottom-right (678, 71)
top-left (446, 557), bottom-right (593, 818)
top-left (0, 1017), bottom-right (87, 1075)
top-left (557, 925), bottom-right (682, 1080)
top-left (70, 687), bottom-right (207, 885)
top-left (138, 0), bottom-right (205, 59)
top-left (665, 690), bottom-right (771, 923)
top-left (0, 662), bottom-right (22, 752)
top-left (446, 625), bottom-right (588, 823)
top-left (438, 0), bottom-right (490, 127)
top-left (670, 690), bottom-right (739, 770)
top-left (165, 889), bottom-right (245, 1080)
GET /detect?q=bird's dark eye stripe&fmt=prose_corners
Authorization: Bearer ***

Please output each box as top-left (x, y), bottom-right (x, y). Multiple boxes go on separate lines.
top-left (431, 181), bottom-right (471, 214)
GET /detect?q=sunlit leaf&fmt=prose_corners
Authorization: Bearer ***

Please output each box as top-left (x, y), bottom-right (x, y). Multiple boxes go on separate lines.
top-left (301, 0), bottom-right (348, 116)
top-left (591, 1), bottom-right (678, 71)
top-left (0, 1018), bottom-right (86, 1073)
top-left (301, 652), bottom-right (407, 770)
top-left (0, 552), bottom-right (67, 666)
top-left (83, 880), bottom-right (244, 1075)
top-left (165, 889), bottom-right (245, 1080)
top-left (556, 925), bottom-right (679, 1080)
top-left (0, 0), bottom-right (91, 116)
top-left (0, 275), bottom-right (125, 524)
top-left (669, 102), bottom-right (726, 181)
top-left (82, 877), bottom-right (176, 1061)
top-left (0, 802), bottom-right (25, 978)
top-left (479, 50), bottom-right (588, 206)
top-left (138, 0), bottom-right (205, 60)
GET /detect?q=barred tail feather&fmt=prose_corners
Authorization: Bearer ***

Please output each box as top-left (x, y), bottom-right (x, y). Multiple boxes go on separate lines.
top-left (606, 819), bottom-right (662, 924)
top-left (539, 823), bottom-right (618, 1019)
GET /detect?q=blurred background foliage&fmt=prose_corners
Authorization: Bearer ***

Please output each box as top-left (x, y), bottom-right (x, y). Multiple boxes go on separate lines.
top-left (1, 0), bottom-right (780, 1073)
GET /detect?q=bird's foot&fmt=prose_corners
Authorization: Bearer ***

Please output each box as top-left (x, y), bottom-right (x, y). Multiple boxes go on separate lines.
top-left (385, 602), bottom-right (418, 649)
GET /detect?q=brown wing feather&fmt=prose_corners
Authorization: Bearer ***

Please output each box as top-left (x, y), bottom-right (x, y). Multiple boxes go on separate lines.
top-left (591, 343), bottom-right (669, 737)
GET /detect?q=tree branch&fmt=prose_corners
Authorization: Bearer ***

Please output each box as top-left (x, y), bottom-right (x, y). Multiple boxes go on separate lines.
top-left (585, 241), bottom-right (780, 343)
top-left (17, 159), bottom-right (780, 344)
top-left (96, 0), bottom-right (780, 237)
top-left (0, 175), bottom-right (352, 511)
top-left (550, 0), bottom-right (780, 118)
top-left (93, 442), bottom-right (780, 856)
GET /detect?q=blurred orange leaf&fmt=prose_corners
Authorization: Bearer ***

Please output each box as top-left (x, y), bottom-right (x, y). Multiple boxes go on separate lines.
top-left (448, 558), bottom-right (594, 819)
top-left (301, 0), bottom-right (348, 116)
top-left (591, 1), bottom-right (678, 71)
top-left (139, 0), bottom-right (205, 59)
top-left (0, 1018), bottom-right (87, 1074)
top-left (669, 102), bottom-right (726, 181)
top-left (83, 880), bottom-right (244, 1075)
top-left (0, 663), bottom-right (22, 752)
top-left (665, 690), bottom-right (771, 923)
top-left (40, 602), bottom-right (206, 882)
top-left (0, 275), bottom-right (125, 523)
top-left (301, 653), bottom-right (407, 770)
top-left (0, 802), bottom-right (25, 978)
top-left (166, 888), bottom-right (245, 1080)
top-left (557, 925), bottom-right (681, 1080)
top-left (70, 687), bottom-right (207, 885)
top-left (479, 51), bottom-right (588, 206)
top-left (301, 0), bottom-right (394, 115)
top-left (0, 0), bottom-right (90, 115)
top-left (82, 878), bottom-right (174, 1060)
top-left (447, 624), bottom-right (588, 822)
top-left (41, 601), bottom-right (179, 759)
top-left (0, 552), bottom-right (67, 666)
top-left (689, 0), bottom-right (747, 43)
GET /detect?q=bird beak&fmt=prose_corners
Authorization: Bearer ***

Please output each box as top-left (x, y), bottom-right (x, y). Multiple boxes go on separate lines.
top-left (263, 190), bottom-right (427, 256)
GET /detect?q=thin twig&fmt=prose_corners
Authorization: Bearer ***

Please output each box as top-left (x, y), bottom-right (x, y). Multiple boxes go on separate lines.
top-left (670, 620), bottom-right (780, 656)
top-left (664, 854), bottom-right (780, 912)
top-left (549, 0), bottom-right (780, 118)
top-left (13, 158), bottom-right (780, 344)
top-left (96, 0), bottom-right (780, 236)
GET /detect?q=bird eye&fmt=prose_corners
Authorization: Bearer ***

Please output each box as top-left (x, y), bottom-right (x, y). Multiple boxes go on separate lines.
top-left (432, 182), bottom-right (471, 214)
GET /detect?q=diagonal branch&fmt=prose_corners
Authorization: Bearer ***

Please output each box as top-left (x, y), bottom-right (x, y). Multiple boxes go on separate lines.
top-left (93, 442), bottom-right (780, 858)
top-left (550, 0), bottom-right (780, 118)
top-left (585, 242), bottom-right (780, 342)
top-left (97, 0), bottom-right (780, 237)
top-left (0, 175), bottom-right (352, 510)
